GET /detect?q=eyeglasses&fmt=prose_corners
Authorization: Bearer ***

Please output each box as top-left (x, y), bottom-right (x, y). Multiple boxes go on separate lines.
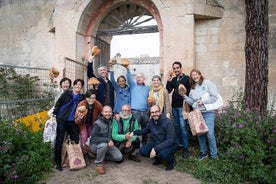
top-left (122, 109), bottom-right (130, 112)
top-left (150, 110), bottom-right (160, 114)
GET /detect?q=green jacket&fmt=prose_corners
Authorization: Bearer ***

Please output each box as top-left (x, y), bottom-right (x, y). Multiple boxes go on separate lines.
top-left (112, 114), bottom-right (138, 142)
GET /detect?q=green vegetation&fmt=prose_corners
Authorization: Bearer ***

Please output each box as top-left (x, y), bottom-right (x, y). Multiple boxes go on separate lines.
top-left (0, 121), bottom-right (53, 184)
top-left (176, 99), bottom-right (276, 184)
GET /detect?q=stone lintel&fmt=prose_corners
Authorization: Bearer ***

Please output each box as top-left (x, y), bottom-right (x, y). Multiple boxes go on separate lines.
top-left (186, 1), bottom-right (224, 19)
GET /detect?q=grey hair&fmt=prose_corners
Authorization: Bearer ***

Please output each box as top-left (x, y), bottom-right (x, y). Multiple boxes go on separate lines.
top-left (152, 75), bottom-right (161, 81)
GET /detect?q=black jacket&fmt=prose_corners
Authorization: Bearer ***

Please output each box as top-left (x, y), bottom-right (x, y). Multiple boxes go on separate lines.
top-left (53, 90), bottom-right (85, 122)
top-left (166, 74), bottom-right (190, 108)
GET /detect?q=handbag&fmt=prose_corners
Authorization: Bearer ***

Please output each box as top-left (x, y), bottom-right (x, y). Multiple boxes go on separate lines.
top-left (201, 92), bottom-right (223, 111)
top-left (43, 117), bottom-right (57, 146)
top-left (67, 140), bottom-right (86, 170)
top-left (187, 109), bottom-right (209, 136)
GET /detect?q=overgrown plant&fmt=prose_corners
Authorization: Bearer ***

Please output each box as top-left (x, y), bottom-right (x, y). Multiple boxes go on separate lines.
top-left (0, 120), bottom-right (53, 184)
top-left (176, 94), bottom-right (275, 184)
top-left (214, 101), bottom-right (275, 183)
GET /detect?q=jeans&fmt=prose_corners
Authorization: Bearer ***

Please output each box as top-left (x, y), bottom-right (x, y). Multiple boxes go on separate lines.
top-left (139, 141), bottom-right (177, 164)
top-left (90, 143), bottom-right (123, 164)
top-left (54, 120), bottom-right (79, 166)
top-left (131, 109), bottom-right (149, 144)
top-left (197, 111), bottom-right (218, 158)
top-left (172, 107), bottom-right (189, 149)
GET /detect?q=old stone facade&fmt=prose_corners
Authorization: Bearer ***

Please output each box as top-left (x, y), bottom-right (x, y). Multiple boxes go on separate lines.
top-left (0, 0), bottom-right (275, 105)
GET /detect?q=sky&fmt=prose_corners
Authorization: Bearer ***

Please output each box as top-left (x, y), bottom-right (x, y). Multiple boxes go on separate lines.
top-left (110, 33), bottom-right (159, 58)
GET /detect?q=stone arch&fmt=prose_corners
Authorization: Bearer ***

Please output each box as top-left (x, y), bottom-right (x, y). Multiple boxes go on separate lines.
top-left (76, 0), bottom-right (163, 68)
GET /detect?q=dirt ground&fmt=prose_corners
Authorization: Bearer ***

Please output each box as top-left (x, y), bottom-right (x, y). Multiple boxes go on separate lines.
top-left (41, 155), bottom-right (201, 184)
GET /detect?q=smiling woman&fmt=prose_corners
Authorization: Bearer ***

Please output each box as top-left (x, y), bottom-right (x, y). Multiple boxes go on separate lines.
top-left (111, 33), bottom-right (159, 58)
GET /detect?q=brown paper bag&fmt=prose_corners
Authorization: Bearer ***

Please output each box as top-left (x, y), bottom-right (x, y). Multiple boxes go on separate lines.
top-left (187, 109), bottom-right (209, 136)
top-left (61, 137), bottom-right (69, 168)
top-left (67, 140), bottom-right (86, 170)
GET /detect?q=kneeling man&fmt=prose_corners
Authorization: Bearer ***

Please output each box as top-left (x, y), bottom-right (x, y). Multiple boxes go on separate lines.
top-left (127, 105), bottom-right (178, 171)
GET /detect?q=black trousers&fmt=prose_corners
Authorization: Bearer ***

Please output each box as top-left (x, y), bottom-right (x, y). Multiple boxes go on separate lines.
top-left (54, 120), bottom-right (79, 166)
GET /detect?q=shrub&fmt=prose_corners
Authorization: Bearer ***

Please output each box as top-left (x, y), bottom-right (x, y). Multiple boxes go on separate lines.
top-left (0, 120), bottom-right (53, 184)
top-left (214, 102), bottom-right (276, 183)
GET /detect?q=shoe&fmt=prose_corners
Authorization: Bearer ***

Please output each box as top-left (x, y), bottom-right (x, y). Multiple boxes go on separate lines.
top-left (166, 160), bottom-right (176, 171)
top-left (55, 165), bottom-right (63, 171)
top-left (115, 157), bottom-right (124, 164)
top-left (87, 151), bottom-right (96, 159)
top-left (198, 153), bottom-right (208, 160)
top-left (152, 159), bottom-right (162, 165)
top-left (182, 149), bottom-right (190, 158)
top-left (129, 155), bottom-right (141, 162)
top-left (84, 154), bottom-right (90, 166)
top-left (95, 164), bottom-right (105, 174)
top-left (177, 145), bottom-right (183, 150)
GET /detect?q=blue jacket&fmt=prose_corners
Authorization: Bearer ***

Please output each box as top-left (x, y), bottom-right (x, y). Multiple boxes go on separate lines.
top-left (126, 70), bottom-right (149, 111)
top-left (110, 71), bottom-right (131, 113)
top-left (133, 114), bottom-right (177, 152)
top-left (87, 62), bottom-right (114, 109)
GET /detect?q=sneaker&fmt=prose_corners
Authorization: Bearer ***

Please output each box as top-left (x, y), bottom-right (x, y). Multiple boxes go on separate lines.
top-left (166, 160), bottom-right (176, 171)
top-left (95, 164), bottom-right (105, 174)
top-left (55, 165), bottom-right (63, 171)
top-left (182, 149), bottom-right (190, 158)
top-left (152, 159), bottom-right (162, 165)
top-left (129, 155), bottom-right (141, 162)
top-left (198, 153), bottom-right (208, 160)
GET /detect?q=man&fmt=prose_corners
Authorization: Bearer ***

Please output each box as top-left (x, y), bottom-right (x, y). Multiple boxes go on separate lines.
top-left (87, 54), bottom-right (115, 109)
top-left (127, 105), bottom-right (178, 171)
top-left (166, 61), bottom-right (191, 158)
top-left (112, 104), bottom-right (141, 162)
top-left (126, 67), bottom-right (149, 144)
top-left (89, 106), bottom-right (123, 174)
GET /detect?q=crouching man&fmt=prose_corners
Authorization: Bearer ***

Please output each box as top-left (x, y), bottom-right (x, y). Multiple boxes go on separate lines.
top-left (89, 106), bottom-right (123, 174)
top-left (112, 104), bottom-right (141, 162)
top-left (127, 105), bottom-right (178, 171)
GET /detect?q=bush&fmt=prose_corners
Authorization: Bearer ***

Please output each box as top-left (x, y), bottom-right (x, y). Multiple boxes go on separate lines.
top-left (176, 99), bottom-right (276, 184)
top-left (214, 102), bottom-right (276, 183)
top-left (0, 120), bottom-right (53, 184)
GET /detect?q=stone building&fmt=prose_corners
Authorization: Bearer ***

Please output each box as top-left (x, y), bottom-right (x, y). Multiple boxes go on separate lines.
top-left (0, 0), bottom-right (275, 105)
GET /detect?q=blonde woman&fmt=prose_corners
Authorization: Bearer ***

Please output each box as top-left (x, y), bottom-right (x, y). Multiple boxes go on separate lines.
top-left (149, 75), bottom-right (171, 119)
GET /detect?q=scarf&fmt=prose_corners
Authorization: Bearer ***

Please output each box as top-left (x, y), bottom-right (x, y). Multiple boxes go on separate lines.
top-left (149, 85), bottom-right (165, 111)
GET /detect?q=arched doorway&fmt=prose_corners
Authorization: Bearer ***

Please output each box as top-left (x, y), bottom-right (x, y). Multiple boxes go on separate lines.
top-left (76, 0), bottom-right (163, 79)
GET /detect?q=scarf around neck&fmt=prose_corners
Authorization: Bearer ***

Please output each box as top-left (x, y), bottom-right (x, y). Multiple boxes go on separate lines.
top-left (149, 85), bottom-right (165, 111)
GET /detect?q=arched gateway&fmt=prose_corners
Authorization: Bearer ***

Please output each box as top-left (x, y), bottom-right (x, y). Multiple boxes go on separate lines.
top-left (75, 0), bottom-right (163, 73)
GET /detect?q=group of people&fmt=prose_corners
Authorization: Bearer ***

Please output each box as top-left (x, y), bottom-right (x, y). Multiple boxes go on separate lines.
top-left (49, 57), bottom-right (220, 174)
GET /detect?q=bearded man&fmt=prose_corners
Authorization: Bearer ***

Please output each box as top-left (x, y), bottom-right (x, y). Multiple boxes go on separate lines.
top-left (111, 104), bottom-right (141, 162)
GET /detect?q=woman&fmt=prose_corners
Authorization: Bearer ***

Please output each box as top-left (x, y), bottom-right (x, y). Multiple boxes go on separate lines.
top-left (149, 75), bottom-right (171, 118)
top-left (110, 65), bottom-right (131, 114)
top-left (184, 69), bottom-right (219, 160)
top-left (53, 79), bottom-right (85, 171)
top-left (75, 89), bottom-right (103, 164)
top-left (47, 77), bottom-right (72, 117)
